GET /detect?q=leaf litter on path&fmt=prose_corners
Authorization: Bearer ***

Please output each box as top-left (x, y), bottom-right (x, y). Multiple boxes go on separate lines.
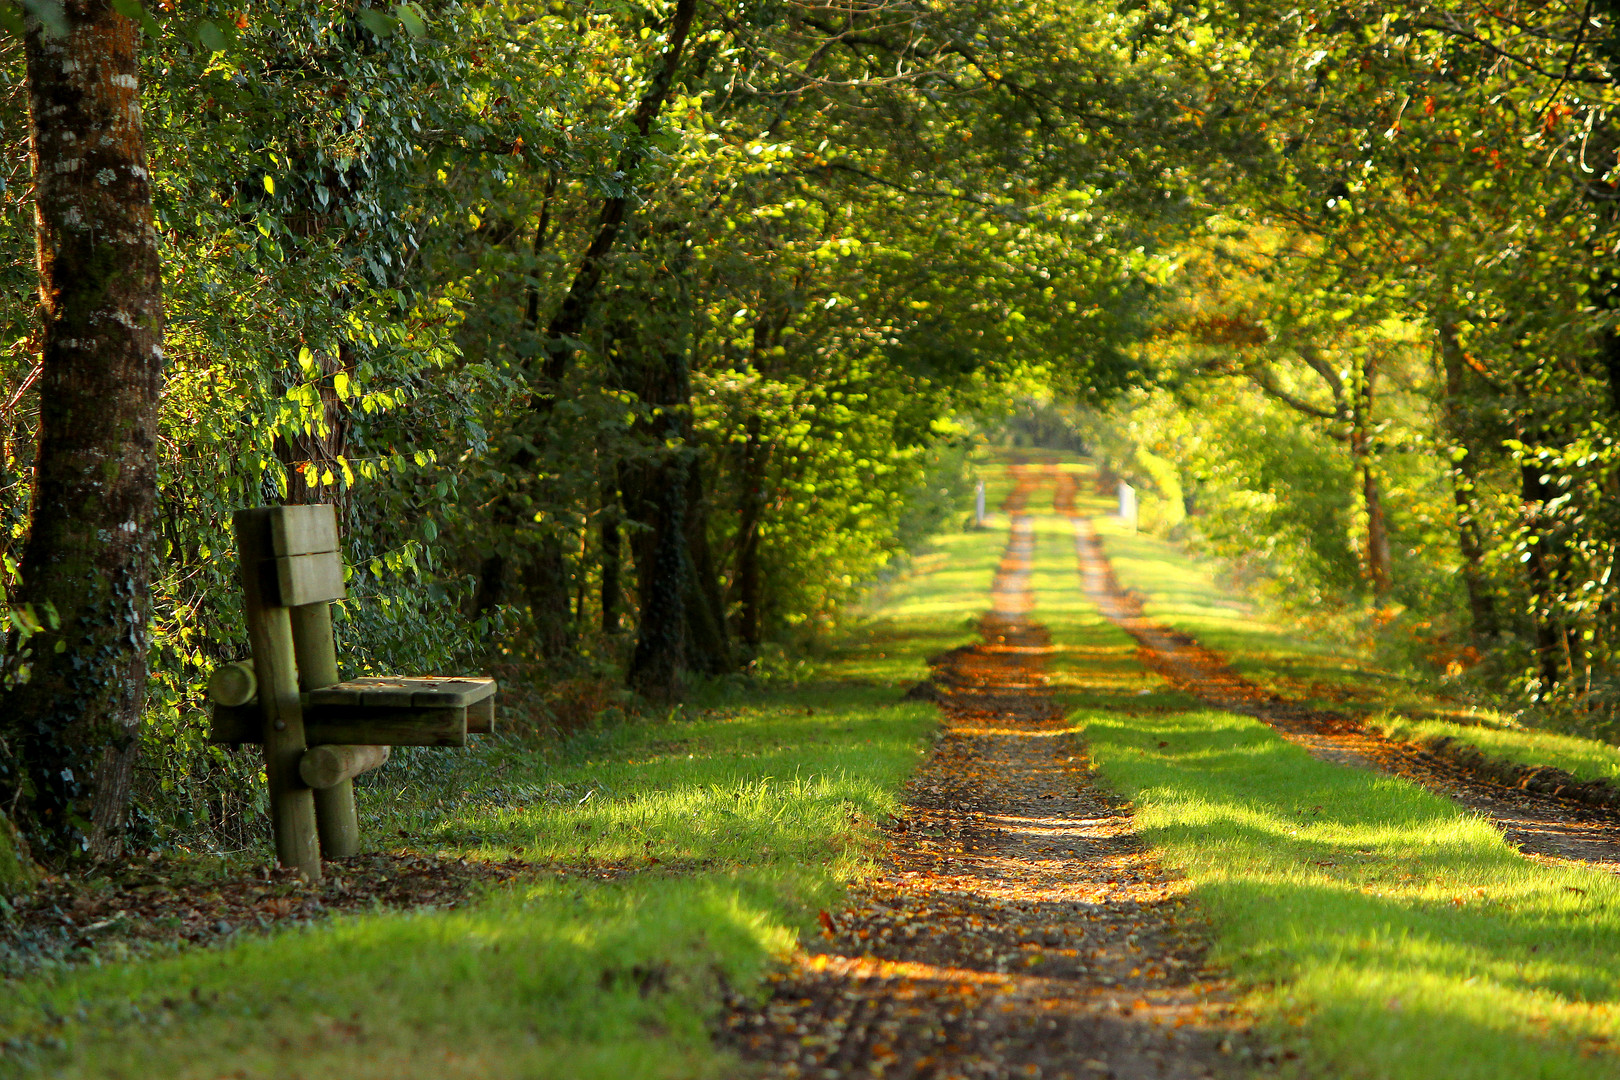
top-left (722, 466), bottom-right (1263, 1079)
top-left (0, 851), bottom-right (540, 977)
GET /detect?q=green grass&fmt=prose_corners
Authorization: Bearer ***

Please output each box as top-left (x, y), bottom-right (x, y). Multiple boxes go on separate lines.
top-left (1374, 713), bottom-right (1620, 787)
top-left (1086, 509), bottom-right (1620, 791)
top-left (0, 480), bottom-right (1034, 1079)
top-left (1039, 475), bottom-right (1620, 1078)
top-left (1088, 514), bottom-right (1403, 706)
top-left (0, 621), bottom-right (955, 1077)
top-left (1085, 703), bottom-right (1620, 1079)
top-left (960, 457), bottom-right (1620, 1077)
top-left (17, 455), bottom-right (1620, 1079)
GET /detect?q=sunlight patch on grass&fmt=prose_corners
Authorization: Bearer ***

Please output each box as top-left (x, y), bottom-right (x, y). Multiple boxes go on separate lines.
top-left (1, 875), bottom-right (803, 1080)
top-left (1375, 714), bottom-right (1620, 788)
top-left (0, 517), bottom-right (972, 1078)
top-left (1086, 705), bottom-right (1620, 1080)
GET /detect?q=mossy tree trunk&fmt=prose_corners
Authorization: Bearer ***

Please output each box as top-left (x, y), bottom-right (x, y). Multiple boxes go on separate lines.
top-left (2, 3), bottom-right (165, 861)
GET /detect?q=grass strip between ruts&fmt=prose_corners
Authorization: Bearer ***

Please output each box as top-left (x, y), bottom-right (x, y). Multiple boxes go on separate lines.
top-left (1083, 703), bottom-right (1620, 1080)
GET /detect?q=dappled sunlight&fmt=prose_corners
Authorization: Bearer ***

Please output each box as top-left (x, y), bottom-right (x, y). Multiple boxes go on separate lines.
top-left (1089, 698), bottom-right (1620, 1075)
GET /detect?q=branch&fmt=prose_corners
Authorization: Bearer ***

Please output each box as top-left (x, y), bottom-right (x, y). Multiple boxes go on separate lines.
top-left (1244, 364), bottom-right (1345, 422)
top-left (1296, 344), bottom-right (1347, 406)
top-left (535, 0), bottom-right (699, 399)
top-left (1413, 18), bottom-right (1615, 85)
top-left (806, 158), bottom-right (999, 207)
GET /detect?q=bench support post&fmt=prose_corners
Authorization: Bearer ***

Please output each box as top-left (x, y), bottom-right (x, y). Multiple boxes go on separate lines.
top-left (234, 510), bottom-right (322, 881)
top-left (289, 600), bottom-right (365, 859)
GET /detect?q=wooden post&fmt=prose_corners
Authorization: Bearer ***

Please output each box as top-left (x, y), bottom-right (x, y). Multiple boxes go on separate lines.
top-left (1117, 481), bottom-right (1138, 534)
top-left (288, 600), bottom-right (364, 859)
top-left (206, 661), bottom-right (257, 707)
top-left (233, 510), bottom-right (321, 880)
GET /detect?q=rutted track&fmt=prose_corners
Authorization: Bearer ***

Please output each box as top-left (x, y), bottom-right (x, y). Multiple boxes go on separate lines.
top-left (722, 468), bottom-right (1253, 1080)
top-left (1070, 514), bottom-right (1620, 872)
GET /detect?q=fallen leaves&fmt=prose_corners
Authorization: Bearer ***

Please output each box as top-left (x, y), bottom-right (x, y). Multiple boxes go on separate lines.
top-left (721, 478), bottom-right (1248, 1078)
top-left (0, 851), bottom-right (533, 977)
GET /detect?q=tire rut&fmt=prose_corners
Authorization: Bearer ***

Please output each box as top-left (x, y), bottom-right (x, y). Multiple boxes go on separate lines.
top-left (1069, 514), bottom-right (1620, 873)
top-left (720, 469), bottom-right (1260, 1080)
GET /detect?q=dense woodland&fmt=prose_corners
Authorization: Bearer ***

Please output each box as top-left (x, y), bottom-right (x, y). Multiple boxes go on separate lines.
top-left (1, 1), bottom-right (1617, 864)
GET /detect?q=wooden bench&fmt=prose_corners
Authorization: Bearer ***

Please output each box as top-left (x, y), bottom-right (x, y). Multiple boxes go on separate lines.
top-left (206, 504), bottom-right (496, 880)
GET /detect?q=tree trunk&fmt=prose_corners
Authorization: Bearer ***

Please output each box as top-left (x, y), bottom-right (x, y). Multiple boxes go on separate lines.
top-left (682, 457), bottom-right (732, 674)
top-left (2, 4), bottom-right (165, 861)
top-left (522, 533), bottom-right (575, 658)
top-left (600, 476), bottom-right (622, 635)
top-left (273, 343), bottom-right (353, 506)
top-left (623, 439), bottom-right (688, 700)
top-left (610, 288), bottom-right (698, 699)
top-left (1436, 319), bottom-right (1499, 644)
top-left (1519, 461), bottom-right (1568, 690)
top-left (1349, 359), bottom-right (1392, 599)
top-left (736, 415), bottom-right (766, 650)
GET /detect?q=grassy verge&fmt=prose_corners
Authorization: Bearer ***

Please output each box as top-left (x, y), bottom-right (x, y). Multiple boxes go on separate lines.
top-left (1084, 512), bottom-right (1620, 790)
top-left (1027, 467), bottom-right (1620, 1078)
top-left (1372, 713), bottom-right (1620, 788)
top-left (0, 534), bottom-right (1007, 1077)
top-left (1089, 514), bottom-right (1413, 708)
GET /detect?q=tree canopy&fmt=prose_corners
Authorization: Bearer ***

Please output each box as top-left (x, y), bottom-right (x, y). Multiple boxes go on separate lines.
top-left (4, 0), bottom-right (1620, 857)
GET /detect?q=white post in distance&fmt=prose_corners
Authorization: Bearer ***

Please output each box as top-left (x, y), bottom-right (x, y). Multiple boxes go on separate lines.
top-left (1118, 481), bottom-right (1138, 534)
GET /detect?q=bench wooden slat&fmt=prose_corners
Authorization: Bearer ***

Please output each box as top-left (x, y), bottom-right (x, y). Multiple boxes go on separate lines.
top-left (275, 550), bottom-right (346, 606)
top-left (211, 702), bottom-right (468, 747)
top-left (226, 501), bottom-right (497, 870)
top-left (269, 503), bottom-right (341, 557)
top-left (307, 675), bottom-right (496, 709)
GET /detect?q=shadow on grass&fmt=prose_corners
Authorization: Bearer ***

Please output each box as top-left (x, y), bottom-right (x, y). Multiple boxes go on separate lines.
top-left (1085, 705), bottom-right (1620, 1080)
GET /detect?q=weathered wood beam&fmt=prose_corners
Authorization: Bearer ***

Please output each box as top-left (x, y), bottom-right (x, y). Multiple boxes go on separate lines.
top-left (210, 704), bottom-right (469, 748)
top-left (233, 509), bottom-right (322, 880)
top-left (206, 661), bottom-right (257, 708)
top-left (299, 744), bottom-right (390, 790)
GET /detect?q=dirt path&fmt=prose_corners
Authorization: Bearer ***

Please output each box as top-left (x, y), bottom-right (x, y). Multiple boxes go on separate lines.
top-left (1069, 515), bottom-right (1620, 872)
top-left (723, 470), bottom-right (1257, 1080)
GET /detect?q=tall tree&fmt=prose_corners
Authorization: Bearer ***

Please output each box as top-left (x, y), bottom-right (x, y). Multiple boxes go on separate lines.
top-left (1, 1), bottom-right (164, 860)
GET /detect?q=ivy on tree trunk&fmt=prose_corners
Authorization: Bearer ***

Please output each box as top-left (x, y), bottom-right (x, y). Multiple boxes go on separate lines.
top-left (3, 2), bottom-right (165, 861)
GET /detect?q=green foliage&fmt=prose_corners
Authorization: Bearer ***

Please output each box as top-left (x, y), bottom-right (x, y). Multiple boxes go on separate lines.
top-left (5, 0), bottom-right (1202, 846)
